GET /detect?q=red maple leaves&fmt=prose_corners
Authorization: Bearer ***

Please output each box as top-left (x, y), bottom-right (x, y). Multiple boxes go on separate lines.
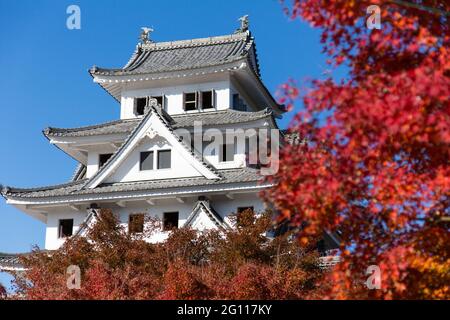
top-left (0, 283), bottom-right (6, 300)
top-left (12, 210), bottom-right (325, 300)
top-left (265, 0), bottom-right (450, 299)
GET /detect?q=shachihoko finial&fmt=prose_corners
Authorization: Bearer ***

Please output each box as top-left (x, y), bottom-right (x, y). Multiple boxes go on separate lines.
top-left (144, 97), bottom-right (158, 114)
top-left (236, 15), bottom-right (249, 33)
top-left (140, 27), bottom-right (154, 44)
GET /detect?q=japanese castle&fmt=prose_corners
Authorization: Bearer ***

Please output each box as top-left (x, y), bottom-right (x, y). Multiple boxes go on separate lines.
top-left (0, 17), bottom-right (289, 268)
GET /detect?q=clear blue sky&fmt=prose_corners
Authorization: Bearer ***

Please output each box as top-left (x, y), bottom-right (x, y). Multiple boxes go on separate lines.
top-left (0, 0), bottom-right (339, 289)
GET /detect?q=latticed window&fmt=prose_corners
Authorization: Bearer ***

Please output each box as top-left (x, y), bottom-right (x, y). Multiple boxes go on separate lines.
top-left (129, 214), bottom-right (144, 234)
top-left (183, 92), bottom-right (197, 111)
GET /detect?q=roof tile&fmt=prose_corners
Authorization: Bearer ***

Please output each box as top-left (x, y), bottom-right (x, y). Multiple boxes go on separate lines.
top-left (91, 31), bottom-right (259, 76)
top-left (44, 109), bottom-right (274, 138)
top-left (3, 168), bottom-right (266, 199)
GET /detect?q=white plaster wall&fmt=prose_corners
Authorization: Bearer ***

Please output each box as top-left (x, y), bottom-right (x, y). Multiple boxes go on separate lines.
top-left (116, 201), bottom-right (193, 243)
top-left (206, 139), bottom-right (246, 170)
top-left (120, 80), bottom-right (231, 119)
top-left (106, 136), bottom-right (202, 183)
top-left (230, 81), bottom-right (255, 111)
top-left (87, 151), bottom-right (99, 179)
top-left (116, 194), bottom-right (265, 242)
top-left (45, 211), bottom-right (88, 250)
top-left (86, 145), bottom-right (118, 178)
top-left (44, 193), bottom-right (266, 249)
top-left (213, 194), bottom-right (266, 220)
top-left (86, 127), bottom-right (253, 179)
top-left (189, 209), bottom-right (220, 231)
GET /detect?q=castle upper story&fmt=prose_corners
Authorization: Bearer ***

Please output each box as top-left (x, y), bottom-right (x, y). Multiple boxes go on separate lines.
top-left (1, 17), bottom-right (287, 233)
top-left (39, 18), bottom-right (285, 181)
top-left (89, 20), bottom-right (285, 119)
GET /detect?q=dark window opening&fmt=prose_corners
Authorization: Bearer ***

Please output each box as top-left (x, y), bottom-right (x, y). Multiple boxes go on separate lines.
top-left (129, 214), bottom-right (144, 234)
top-left (58, 219), bottom-right (73, 238)
top-left (135, 97), bottom-right (147, 115)
top-left (220, 143), bottom-right (235, 162)
top-left (140, 151), bottom-right (154, 171)
top-left (184, 92), bottom-right (197, 111)
top-left (201, 91), bottom-right (214, 109)
top-left (157, 150), bottom-right (171, 169)
top-left (237, 207), bottom-right (254, 214)
top-left (163, 212), bottom-right (179, 231)
top-left (99, 153), bottom-right (113, 168)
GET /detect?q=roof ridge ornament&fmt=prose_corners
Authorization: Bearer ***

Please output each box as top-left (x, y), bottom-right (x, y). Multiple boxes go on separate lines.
top-left (235, 15), bottom-right (249, 33)
top-left (140, 27), bottom-right (154, 44)
top-left (144, 97), bottom-right (158, 114)
top-left (0, 185), bottom-right (10, 197)
top-left (264, 107), bottom-right (273, 115)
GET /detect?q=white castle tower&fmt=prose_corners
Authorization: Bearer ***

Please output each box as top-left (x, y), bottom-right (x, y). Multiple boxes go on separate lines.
top-left (1, 18), bottom-right (288, 252)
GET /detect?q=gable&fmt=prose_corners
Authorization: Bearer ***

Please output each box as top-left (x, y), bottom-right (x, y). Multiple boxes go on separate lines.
top-left (75, 209), bottom-right (98, 237)
top-left (84, 104), bottom-right (220, 189)
top-left (106, 130), bottom-right (203, 183)
top-left (184, 201), bottom-right (229, 231)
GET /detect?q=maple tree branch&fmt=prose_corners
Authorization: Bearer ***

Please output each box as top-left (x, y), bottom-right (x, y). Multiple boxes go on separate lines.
top-left (388, 0), bottom-right (450, 17)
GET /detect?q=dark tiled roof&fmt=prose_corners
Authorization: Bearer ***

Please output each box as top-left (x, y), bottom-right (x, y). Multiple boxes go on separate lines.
top-left (71, 164), bottom-right (87, 182)
top-left (2, 180), bottom-right (84, 198)
top-left (0, 253), bottom-right (23, 271)
top-left (2, 168), bottom-right (266, 199)
top-left (44, 119), bottom-right (136, 138)
top-left (44, 109), bottom-right (274, 138)
top-left (172, 108), bottom-right (273, 128)
top-left (90, 31), bottom-right (259, 76)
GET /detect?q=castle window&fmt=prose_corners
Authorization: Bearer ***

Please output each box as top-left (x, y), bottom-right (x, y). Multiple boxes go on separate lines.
top-left (135, 97), bottom-right (147, 116)
top-left (183, 92), bottom-right (197, 111)
top-left (99, 153), bottom-right (113, 168)
top-left (58, 219), bottom-right (73, 238)
top-left (200, 91), bottom-right (214, 109)
top-left (163, 212), bottom-right (179, 231)
top-left (140, 151), bottom-right (154, 171)
top-left (157, 150), bottom-right (171, 169)
top-left (129, 214), bottom-right (144, 234)
top-left (220, 143), bottom-right (235, 162)
top-left (237, 206), bottom-right (254, 214)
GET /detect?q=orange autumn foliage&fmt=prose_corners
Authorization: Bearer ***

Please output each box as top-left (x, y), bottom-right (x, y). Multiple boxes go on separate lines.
top-left (0, 283), bottom-right (6, 300)
top-left (264, 0), bottom-right (450, 299)
top-left (12, 209), bottom-right (325, 300)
